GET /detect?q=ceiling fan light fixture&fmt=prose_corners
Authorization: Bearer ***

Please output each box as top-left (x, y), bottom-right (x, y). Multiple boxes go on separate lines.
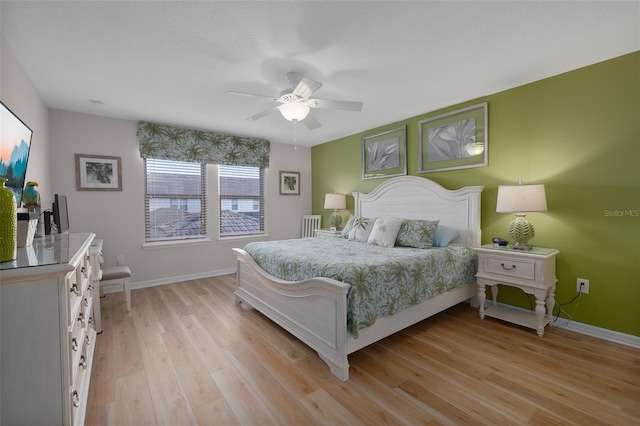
top-left (279, 102), bottom-right (310, 121)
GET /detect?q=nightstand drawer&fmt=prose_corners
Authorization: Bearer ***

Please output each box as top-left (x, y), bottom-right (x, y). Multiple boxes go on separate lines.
top-left (484, 255), bottom-right (535, 280)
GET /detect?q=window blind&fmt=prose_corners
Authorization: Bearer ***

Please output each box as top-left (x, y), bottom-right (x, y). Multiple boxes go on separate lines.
top-left (144, 158), bottom-right (207, 242)
top-left (219, 165), bottom-right (265, 237)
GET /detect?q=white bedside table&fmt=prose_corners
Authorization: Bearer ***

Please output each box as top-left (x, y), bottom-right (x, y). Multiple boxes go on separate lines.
top-left (314, 228), bottom-right (342, 237)
top-left (475, 244), bottom-right (559, 337)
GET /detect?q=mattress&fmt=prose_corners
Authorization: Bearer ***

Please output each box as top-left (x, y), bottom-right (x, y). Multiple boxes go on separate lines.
top-left (243, 237), bottom-right (476, 337)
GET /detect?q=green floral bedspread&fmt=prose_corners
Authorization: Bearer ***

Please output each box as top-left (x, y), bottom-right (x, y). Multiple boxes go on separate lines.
top-left (243, 238), bottom-right (476, 338)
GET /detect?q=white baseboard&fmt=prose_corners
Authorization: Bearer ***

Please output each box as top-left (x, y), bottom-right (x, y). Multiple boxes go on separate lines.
top-left (484, 302), bottom-right (640, 350)
top-left (102, 268), bottom-right (236, 293)
top-left (560, 320), bottom-right (640, 349)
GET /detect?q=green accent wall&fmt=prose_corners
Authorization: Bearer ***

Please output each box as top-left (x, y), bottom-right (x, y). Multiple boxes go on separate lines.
top-left (312, 52), bottom-right (640, 337)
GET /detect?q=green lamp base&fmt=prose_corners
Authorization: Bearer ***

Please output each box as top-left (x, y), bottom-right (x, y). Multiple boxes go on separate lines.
top-left (507, 214), bottom-right (535, 250)
top-left (330, 210), bottom-right (342, 230)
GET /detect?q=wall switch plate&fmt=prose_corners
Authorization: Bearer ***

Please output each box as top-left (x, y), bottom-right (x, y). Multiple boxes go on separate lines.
top-left (117, 255), bottom-right (125, 266)
top-left (577, 278), bottom-right (589, 294)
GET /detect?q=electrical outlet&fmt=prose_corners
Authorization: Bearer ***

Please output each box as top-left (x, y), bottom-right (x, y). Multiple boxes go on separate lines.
top-left (577, 278), bottom-right (589, 294)
top-left (117, 255), bottom-right (125, 266)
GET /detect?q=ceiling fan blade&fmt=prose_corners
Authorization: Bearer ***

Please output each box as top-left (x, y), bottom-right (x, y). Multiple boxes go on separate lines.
top-left (248, 106), bottom-right (279, 121)
top-left (292, 77), bottom-right (323, 99)
top-left (226, 90), bottom-right (278, 101)
top-left (303, 112), bottom-right (321, 130)
top-left (307, 98), bottom-right (363, 111)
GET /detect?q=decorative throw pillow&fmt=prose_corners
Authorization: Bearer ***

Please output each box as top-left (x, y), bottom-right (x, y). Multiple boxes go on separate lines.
top-left (395, 219), bottom-right (440, 249)
top-left (348, 216), bottom-right (375, 243)
top-left (340, 215), bottom-right (357, 238)
top-left (367, 218), bottom-right (404, 247)
top-left (433, 225), bottom-right (460, 247)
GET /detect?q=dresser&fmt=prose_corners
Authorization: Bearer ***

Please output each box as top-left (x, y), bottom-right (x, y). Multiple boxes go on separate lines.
top-left (475, 244), bottom-right (559, 337)
top-left (0, 233), bottom-right (98, 426)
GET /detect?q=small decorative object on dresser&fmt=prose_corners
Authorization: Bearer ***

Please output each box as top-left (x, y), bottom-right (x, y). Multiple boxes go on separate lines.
top-left (0, 177), bottom-right (17, 262)
top-left (475, 244), bottom-right (559, 337)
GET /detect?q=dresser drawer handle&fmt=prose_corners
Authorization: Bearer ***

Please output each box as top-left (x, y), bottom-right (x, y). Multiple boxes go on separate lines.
top-left (500, 263), bottom-right (516, 270)
top-left (85, 335), bottom-right (91, 346)
top-left (84, 298), bottom-right (90, 308)
top-left (79, 355), bottom-right (87, 368)
top-left (70, 283), bottom-right (79, 296)
top-left (72, 391), bottom-right (80, 408)
top-left (88, 316), bottom-right (94, 325)
top-left (81, 266), bottom-right (88, 278)
top-left (71, 338), bottom-right (79, 352)
top-left (78, 313), bottom-right (85, 324)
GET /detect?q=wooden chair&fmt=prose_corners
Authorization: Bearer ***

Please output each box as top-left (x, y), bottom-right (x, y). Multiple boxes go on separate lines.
top-left (301, 215), bottom-right (321, 238)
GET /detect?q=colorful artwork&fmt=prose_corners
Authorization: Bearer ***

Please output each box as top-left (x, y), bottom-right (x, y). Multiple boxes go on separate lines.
top-left (0, 102), bottom-right (33, 207)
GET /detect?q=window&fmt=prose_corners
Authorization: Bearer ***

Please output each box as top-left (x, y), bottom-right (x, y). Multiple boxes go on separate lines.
top-left (219, 165), bottom-right (265, 237)
top-left (144, 158), bottom-right (207, 242)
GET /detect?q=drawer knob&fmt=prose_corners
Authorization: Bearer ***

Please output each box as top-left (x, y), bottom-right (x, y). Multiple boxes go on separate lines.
top-left (71, 338), bottom-right (79, 352)
top-left (85, 335), bottom-right (91, 346)
top-left (78, 312), bottom-right (85, 323)
top-left (79, 355), bottom-right (87, 368)
top-left (70, 283), bottom-right (79, 296)
top-left (72, 391), bottom-right (81, 408)
top-left (501, 263), bottom-right (516, 270)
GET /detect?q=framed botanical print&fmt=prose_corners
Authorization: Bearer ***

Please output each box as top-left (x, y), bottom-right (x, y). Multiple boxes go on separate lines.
top-left (75, 154), bottom-right (122, 191)
top-left (418, 102), bottom-right (488, 173)
top-left (279, 171), bottom-right (300, 195)
top-left (362, 125), bottom-right (407, 179)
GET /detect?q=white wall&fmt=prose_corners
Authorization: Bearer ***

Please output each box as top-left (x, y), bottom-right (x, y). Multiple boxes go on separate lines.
top-left (1, 36), bottom-right (50, 208)
top-left (48, 109), bottom-right (312, 284)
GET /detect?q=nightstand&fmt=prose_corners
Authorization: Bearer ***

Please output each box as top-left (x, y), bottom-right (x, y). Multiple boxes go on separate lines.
top-left (475, 244), bottom-right (559, 337)
top-left (313, 228), bottom-right (342, 237)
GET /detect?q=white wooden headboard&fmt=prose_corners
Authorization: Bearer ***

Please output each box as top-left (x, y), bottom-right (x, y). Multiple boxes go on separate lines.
top-left (353, 176), bottom-right (483, 246)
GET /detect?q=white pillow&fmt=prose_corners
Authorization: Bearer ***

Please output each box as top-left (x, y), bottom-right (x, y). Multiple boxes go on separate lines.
top-left (348, 216), bottom-right (376, 242)
top-left (367, 218), bottom-right (404, 247)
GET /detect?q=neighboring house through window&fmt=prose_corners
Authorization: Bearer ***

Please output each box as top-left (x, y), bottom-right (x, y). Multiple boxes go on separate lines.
top-left (144, 158), bottom-right (207, 242)
top-left (219, 165), bottom-right (265, 237)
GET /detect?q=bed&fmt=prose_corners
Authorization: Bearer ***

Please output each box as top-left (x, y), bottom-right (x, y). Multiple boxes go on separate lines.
top-left (233, 176), bottom-right (483, 381)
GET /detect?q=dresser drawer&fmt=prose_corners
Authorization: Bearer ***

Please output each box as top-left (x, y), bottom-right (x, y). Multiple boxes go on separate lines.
top-left (483, 255), bottom-right (535, 280)
top-left (69, 322), bottom-right (85, 384)
top-left (67, 270), bottom-right (82, 325)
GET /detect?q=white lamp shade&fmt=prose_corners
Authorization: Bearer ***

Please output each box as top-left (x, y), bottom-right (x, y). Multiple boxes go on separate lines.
top-left (324, 193), bottom-right (346, 210)
top-left (496, 183), bottom-right (547, 213)
top-left (279, 103), bottom-right (310, 121)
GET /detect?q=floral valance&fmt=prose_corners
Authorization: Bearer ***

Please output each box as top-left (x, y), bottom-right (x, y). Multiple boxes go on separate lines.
top-left (137, 121), bottom-right (270, 168)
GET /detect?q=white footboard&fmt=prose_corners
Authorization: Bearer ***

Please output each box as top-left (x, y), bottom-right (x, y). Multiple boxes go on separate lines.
top-left (233, 248), bottom-right (352, 380)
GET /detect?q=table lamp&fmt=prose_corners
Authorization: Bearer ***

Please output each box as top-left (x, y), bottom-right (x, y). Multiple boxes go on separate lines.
top-left (324, 193), bottom-right (346, 230)
top-left (496, 179), bottom-right (547, 250)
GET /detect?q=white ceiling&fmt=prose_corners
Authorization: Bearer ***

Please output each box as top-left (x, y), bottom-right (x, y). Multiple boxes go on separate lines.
top-left (1, 1), bottom-right (638, 147)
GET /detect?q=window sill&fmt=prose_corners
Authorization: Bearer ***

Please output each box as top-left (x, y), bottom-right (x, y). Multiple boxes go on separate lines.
top-left (142, 238), bottom-right (212, 250)
top-left (218, 234), bottom-right (269, 243)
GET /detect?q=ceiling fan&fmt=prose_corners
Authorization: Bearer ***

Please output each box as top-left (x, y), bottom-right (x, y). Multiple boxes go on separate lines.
top-left (226, 72), bottom-right (363, 130)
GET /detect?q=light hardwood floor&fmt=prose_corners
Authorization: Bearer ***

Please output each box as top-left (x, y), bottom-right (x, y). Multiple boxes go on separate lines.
top-left (86, 275), bottom-right (640, 425)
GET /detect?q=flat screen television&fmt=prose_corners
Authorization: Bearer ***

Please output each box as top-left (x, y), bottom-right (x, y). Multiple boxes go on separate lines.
top-left (0, 101), bottom-right (33, 207)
